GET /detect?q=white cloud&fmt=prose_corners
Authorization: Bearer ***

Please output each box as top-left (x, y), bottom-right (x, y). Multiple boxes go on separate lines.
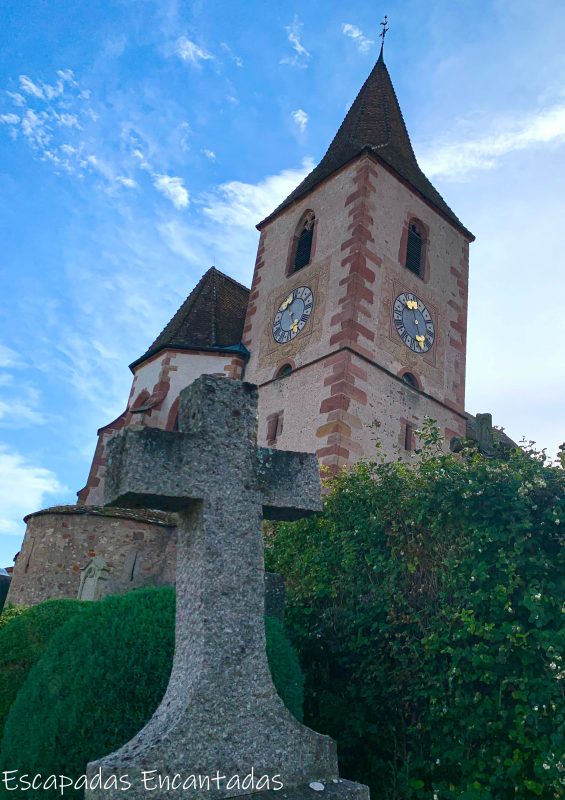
top-left (158, 158), bottom-right (315, 291)
top-left (203, 158), bottom-right (314, 228)
top-left (116, 176), bottom-right (137, 189)
top-left (179, 121), bottom-right (192, 152)
top-left (19, 74), bottom-right (44, 99)
top-left (132, 147), bottom-right (151, 170)
top-left (57, 68), bottom-right (77, 84)
top-left (7, 91), bottom-right (26, 107)
top-left (153, 174), bottom-right (190, 208)
top-left (21, 109), bottom-right (51, 149)
top-left (281, 16), bottom-right (311, 68)
top-left (0, 397), bottom-right (46, 428)
top-left (220, 42), bottom-right (243, 68)
top-left (0, 113), bottom-right (19, 125)
top-left (420, 102), bottom-right (565, 179)
top-left (201, 148), bottom-right (216, 161)
top-left (0, 446), bottom-right (65, 535)
top-left (174, 37), bottom-right (213, 66)
top-left (55, 112), bottom-right (80, 128)
top-left (0, 344), bottom-right (20, 368)
top-left (342, 23), bottom-right (374, 54)
top-left (291, 108), bottom-right (308, 133)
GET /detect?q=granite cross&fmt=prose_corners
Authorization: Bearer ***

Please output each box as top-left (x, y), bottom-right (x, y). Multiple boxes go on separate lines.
top-left (86, 376), bottom-right (368, 800)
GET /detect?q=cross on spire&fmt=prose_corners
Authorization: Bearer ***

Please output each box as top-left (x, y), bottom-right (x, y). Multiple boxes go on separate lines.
top-left (379, 14), bottom-right (389, 54)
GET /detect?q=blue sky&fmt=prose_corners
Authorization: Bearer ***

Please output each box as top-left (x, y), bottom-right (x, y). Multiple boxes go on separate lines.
top-left (1, 0), bottom-right (564, 566)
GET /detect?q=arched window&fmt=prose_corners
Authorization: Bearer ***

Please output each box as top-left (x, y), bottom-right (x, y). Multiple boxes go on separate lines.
top-left (402, 372), bottom-right (418, 388)
top-left (406, 220), bottom-right (424, 277)
top-left (292, 211), bottom-right (315, 272)
top-left (275, 363), bottom-right (293, 379)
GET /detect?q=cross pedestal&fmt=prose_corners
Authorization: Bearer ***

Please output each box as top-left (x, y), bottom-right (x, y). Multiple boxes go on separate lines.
top-left (86, 377), bottom-right (368, 800)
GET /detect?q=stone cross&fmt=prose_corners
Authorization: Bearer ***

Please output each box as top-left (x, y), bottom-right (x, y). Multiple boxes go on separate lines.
top-left (77, 556), bottom-right (110, 601)
top-left (86, 376), bottom-right (368, 800)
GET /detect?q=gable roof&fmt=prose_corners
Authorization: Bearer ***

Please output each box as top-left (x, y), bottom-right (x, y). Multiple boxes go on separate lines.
top-left (130, 267), bottom-right (250, 371)
top-left (260, 51), bottom-right (473, 240)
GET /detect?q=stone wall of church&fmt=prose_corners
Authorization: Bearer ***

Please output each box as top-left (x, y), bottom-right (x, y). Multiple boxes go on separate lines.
top-left (6, 506), bottom-right (176, 607)
top-left (79, 349), bottom-right (245, 505)
top-left (244, 153), bottom-right (470, 470)
top-left (7, 505), bottom-right (286, 619)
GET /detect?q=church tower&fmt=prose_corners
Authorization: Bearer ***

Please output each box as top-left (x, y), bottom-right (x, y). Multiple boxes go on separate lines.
top-left (243, 48), bottom-right (474, 472)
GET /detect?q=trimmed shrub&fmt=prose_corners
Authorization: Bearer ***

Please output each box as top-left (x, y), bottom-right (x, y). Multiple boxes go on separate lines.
top-left (0, 586), bottom-right (304, 798)
top-left (0, 599), bottom-right (83, 737)
top-left (266, 432), bottom-right (565, 800)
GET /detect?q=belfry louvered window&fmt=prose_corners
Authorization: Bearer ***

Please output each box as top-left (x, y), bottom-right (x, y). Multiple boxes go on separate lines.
top-left (292, 212), bottom-right (315, 272)
top-left (406, 222), bottom-right (423, 276)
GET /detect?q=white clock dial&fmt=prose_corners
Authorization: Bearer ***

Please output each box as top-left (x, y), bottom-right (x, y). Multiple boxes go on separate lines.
top-left (272, 286), bottom-right (314, 344)
top-left (393, 292), bottom-right (435, 353)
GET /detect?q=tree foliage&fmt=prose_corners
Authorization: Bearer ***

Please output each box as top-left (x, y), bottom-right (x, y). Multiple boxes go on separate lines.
top-left (266, 430), bottom-right (565, 800)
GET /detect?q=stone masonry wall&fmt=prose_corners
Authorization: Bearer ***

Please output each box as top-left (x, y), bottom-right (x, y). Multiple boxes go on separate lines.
top-left (6, 506), bottom-right (176, 607)
top-left (7, 505), bottom-right (286, 618)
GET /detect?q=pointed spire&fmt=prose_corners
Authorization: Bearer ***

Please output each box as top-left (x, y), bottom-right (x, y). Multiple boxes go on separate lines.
top-left (129, 267), bottom-right (250, 371)
top-left (262, 47), bottom-right (472, 238)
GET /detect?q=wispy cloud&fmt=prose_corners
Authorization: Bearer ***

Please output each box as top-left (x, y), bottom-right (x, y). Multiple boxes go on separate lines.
top-left (420, 103), bottom-right (565, 179)
top-left (342, 23), bottom-right (374, 54)
top-left (291, 108), bottom-right (308, 133)
top-left (0, 394), bottom-right (46, 428)
top-left (0, 446), bottom-right (65, 535)
top-left (153, 173), bottom-right (189, 208)
top-left (0, 113), bottom-right (19, 125)
top-left (201, 148), bottom-right (216, 161)
top-left (220, 42), bottom-right (243, 68)
top-left (19, 75), bottom-right (45, 99)
top-left (2, 69), bottom-right (102, 176)
top-left (174, 36), bottom-right (213, 66)
top-left (2, 68), bottom-right (193, 207)
top-left (159, 158), bottom-right (315, 286)
top-left (0, 344), bottom-right (20, 368)
top-left (281, 16), bottom-right (311, 68)
top-left (202, 157), bottom-right (314, 228)
top-left (116, 176), bottom-right (137, 189)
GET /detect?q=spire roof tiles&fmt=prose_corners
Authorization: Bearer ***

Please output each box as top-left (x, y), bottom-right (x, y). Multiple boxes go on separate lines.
top-left (130, 267), bottom-right (250, 371)
top-left (261, 52), bottom-right (473, 240)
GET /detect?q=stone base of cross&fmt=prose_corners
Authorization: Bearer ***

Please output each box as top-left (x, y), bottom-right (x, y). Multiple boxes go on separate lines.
top-left (85, 377), bottom-right (369, 800)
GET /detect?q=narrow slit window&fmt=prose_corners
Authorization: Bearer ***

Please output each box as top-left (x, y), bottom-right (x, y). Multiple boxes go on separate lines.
top-left (406, 222), bottom-right (423, 276)
top-left (267, 411), bottom-right (284, 444)
top-left (404, 422), bottom-right (414, 451)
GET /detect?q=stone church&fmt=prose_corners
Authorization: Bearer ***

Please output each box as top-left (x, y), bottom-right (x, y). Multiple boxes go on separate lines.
top-left (8, 48), bottom-right (484, 606)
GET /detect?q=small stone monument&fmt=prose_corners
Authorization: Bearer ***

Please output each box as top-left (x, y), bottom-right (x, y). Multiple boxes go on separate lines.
top-left (77, 556), bottom-right (111, 601)
top-left (86, 376), bottom-right (368, 800)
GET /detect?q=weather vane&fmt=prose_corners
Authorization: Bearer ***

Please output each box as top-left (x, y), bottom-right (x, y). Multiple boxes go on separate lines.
top-left (379, 14), bottom-right (389, 50)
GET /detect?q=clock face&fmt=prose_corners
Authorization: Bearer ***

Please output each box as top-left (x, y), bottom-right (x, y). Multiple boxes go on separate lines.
top-left (393, 292), bottom-right (435, 353)
top-left (272, 286), bottom-right (314, 344)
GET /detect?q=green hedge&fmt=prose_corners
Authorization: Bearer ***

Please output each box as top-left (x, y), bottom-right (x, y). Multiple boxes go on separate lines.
top-left (0, 586), bottom-right (304, 799)
top-left (266, 428), bottom-right (565, 800)
top-left (0, 599), bottom-right (83, 738)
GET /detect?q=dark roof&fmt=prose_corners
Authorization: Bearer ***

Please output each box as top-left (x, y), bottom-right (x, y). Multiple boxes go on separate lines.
top-left (130, 267), bottom-right (250, 371)
top-left (261, 50), bottom-right (473, 240)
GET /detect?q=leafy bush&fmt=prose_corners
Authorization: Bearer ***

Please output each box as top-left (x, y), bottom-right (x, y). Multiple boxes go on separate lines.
top-left (266, 433), bottom-right (565, 800)
top-left (0, 604), bottom-right (28, 630)
top-left (0, 599), bottom-right (83, 737)
top-left (0, 586), bottom-right (304, 798)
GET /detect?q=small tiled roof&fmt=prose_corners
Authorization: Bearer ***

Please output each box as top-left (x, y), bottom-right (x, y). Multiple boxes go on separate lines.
top-left (130, 267), bottom-right (250, 371)
top-left (261, 50), bottom-right (473, 240)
